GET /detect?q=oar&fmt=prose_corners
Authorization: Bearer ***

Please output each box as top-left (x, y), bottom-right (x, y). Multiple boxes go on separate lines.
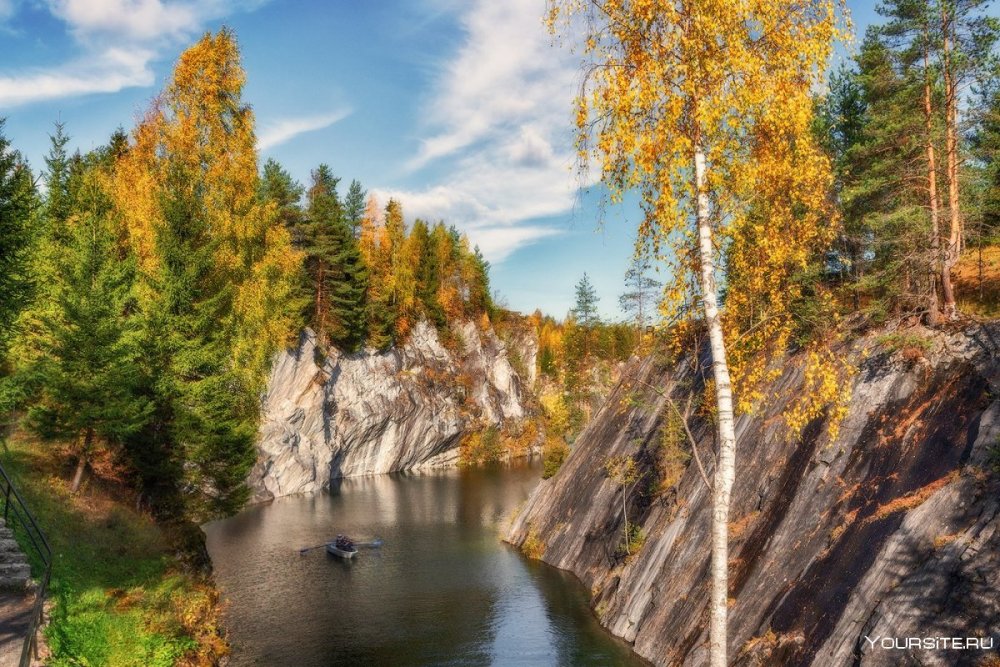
top-left (299, 543), bottom-right (329, 554)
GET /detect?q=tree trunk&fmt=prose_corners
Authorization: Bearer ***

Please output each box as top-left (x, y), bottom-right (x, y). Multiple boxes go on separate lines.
top-left (923, 44), bottom-right (941, 326)
top-left (316, 262), bottom-right (326, 345)
top-left (70, 428), bottom-right (93, 494)
top-left (622, 486), bottom-right (629, 554)
top-left (941, 4), bottom-right (961, 319)
top-left (695, 143), bottom-right (738, 667)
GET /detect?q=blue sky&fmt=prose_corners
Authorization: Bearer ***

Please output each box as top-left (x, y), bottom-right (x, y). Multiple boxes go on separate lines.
top-left (0, 0), bottom-right (885, 319)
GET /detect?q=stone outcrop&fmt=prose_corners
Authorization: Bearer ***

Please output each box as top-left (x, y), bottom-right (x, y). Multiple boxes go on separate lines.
top-left (506, 322), bottom-right (1000, 666)
top-left (249, 321), bottom-right (532, 503)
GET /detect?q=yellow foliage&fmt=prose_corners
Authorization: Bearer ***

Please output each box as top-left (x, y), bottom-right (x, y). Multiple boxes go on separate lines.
top-left (109, 29), bottom-right (302, 391)
top-left (548, 0), bottom-right (851, 439)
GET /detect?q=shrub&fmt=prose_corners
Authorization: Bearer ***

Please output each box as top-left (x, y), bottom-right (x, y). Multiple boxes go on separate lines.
top-left (521, 526), bottom-right (545, 560)
top-left (542, 439), bottom-right (569, 479)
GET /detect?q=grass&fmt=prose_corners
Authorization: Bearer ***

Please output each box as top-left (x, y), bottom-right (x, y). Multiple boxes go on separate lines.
top-left (521, 525), bottom-right (545, 560)
top-left (0, 432), bottom-right (226, 666)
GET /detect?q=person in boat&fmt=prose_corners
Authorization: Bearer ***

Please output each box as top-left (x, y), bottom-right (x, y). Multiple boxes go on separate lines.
top-left (335, 534), bottom-right (354, 551)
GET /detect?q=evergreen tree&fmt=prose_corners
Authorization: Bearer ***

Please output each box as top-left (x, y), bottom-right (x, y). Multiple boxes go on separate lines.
top-left (828, 31), bottom-right (933, 320)
top-left (619, 255), bottom-right (662, 331)
top-left (111, 29), bottom-right (301, 519)
top-left (407, 219), bottom-right (445, 327)
top-left (344, 179), bottom-right (366, 238)
top-left (44, 121), bottom-right (72, 234)
top-left (972, 80), bottom-right (1000, 246)
top-left (571, 273), bottom-right (600, 327)
top-left (0, 120), bottom-right (36, 358)
top-left (260, 158), bottom-right (304, 237)
top-left (300, 164), bottom-right (367, 351)
top-left (27, 177), bottom-right (150, 493)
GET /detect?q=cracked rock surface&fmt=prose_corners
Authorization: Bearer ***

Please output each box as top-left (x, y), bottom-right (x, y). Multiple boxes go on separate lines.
top-left (506, 323), bottom-right (1000, 666)
top-left (249, 321), bottom-right (531, 503)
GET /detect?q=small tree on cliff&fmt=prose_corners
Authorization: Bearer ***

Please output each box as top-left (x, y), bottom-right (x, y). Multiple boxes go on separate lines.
top-left (604, 454), bottom-right (640, 556)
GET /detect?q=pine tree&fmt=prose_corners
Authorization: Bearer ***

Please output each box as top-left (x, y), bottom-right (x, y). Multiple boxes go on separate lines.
top-left (344, 179), bottom-right (366, 238)
top-left (826, 31), bottom-right (933, 321)
top-left (571, 273), bottom-right (600, 328)
top-left (27, 174), bottom-right (150, 493)
top-left (619, 255), bottom-right (662, 332)
top-left (0, 119), bottom-right (37, 423)
top-left (407, 219), bottom-right (445, 327)
top-left (300, 164), bottom-right (367, 352)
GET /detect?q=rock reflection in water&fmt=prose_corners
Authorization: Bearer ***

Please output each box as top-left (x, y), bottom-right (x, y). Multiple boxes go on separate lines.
top-left (204, 463), bottom-right (644, 666)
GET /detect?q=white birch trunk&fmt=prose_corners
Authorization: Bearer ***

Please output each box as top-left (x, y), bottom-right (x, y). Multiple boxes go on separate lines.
top-left (694, 145), bottom-right (738, 667)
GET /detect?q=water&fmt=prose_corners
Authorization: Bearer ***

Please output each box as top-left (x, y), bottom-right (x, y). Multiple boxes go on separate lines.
top-left (204, 463), bottom-right (645, 666)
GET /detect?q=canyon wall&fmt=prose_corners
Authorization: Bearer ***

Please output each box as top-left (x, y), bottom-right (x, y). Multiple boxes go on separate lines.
top-left (506, 323), bottom-right (1000, 666)
top-left (249, 321), bottom-right (532, 503)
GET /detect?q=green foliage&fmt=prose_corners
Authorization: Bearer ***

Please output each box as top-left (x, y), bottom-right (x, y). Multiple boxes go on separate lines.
top-left (542, 439), bottom-right (570, 479)
top-left (2, 435), bottom-right (224, 666)
top-left (343, 179), bottom-right (366, 237)
top-left (572, 272), bottom-right (600, 328)
top-left (26, 180), bottom-right (151, 453)
top-left (875, 331), bottom-right (934, 354)
top-left (822, 30), bottom-right (934, 320)
top-left (260, 158), bottom-right (304, 234)
top-left (299, 164), bottom-right (368, 352)
top-left (615, 523), bottom-right (646, 561)
top-left (619, 255), bottom-right (661, 331)
top-left (0, 120), bottom-right (37, 358)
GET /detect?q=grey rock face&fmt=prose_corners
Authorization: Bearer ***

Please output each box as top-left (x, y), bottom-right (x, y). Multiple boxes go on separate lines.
top-left (249, 321), bottom-right (531, 502)
top-left (506, 323), bottom-right (1000, 666)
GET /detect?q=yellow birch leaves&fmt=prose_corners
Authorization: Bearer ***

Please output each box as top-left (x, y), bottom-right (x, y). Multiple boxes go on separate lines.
top-left (549, 0), bottom-right (852, 435)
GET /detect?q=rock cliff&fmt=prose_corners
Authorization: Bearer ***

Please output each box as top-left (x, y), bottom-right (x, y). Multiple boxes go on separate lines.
top-left (249, 321), bottom-right (532, 502)
top-left (506, 322), bottom-right (1000, 666)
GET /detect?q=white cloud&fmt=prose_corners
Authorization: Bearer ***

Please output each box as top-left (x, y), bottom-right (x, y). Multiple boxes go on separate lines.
top-left (385, 0), bottom-right (583, 262)
top-left (0, 47), bottom-right (154, 107)
top-left (0, 1), bottom-right (269, 108)
top-left (257, 110), bottom-right (352, 151)
top-left (47, 0), bottom-right (198, 41)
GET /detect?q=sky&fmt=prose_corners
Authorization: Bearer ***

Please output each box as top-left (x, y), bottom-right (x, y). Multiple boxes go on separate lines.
top-left (0, 0), bottom-right (886, 320)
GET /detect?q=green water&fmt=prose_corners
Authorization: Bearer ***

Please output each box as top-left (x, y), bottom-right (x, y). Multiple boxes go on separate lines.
top-left (204, 463), bottom-right (645, 666)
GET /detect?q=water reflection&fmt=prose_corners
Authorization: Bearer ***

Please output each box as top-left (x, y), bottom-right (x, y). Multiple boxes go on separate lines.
top-left (204, 463), bottom-right (643, 666)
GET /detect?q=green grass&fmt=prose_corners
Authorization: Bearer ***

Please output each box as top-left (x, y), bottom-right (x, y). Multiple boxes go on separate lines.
top-left (0, 433), bottom-right (225, 666)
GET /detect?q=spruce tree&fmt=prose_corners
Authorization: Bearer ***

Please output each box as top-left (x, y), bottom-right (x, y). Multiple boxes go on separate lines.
top-left (260, 158), bottom-right (304, 237)
top-left (27, 177), bottom-right (151, 493)
top-left (571, 273), bottom-right (600, 327)
top-left (44, 121), bottom-right (72, 234)
top-left (0, 120), bottom-right (36, 357)
top-left (344, 179), bottom-right (366, 238)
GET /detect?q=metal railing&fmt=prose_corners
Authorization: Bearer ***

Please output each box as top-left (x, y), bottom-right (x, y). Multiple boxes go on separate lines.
top-left (0, 458), bottom-right (52, 667)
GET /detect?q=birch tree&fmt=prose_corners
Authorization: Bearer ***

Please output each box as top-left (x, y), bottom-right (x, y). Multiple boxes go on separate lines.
top-left (547, 2), bottom-right (845, 664)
